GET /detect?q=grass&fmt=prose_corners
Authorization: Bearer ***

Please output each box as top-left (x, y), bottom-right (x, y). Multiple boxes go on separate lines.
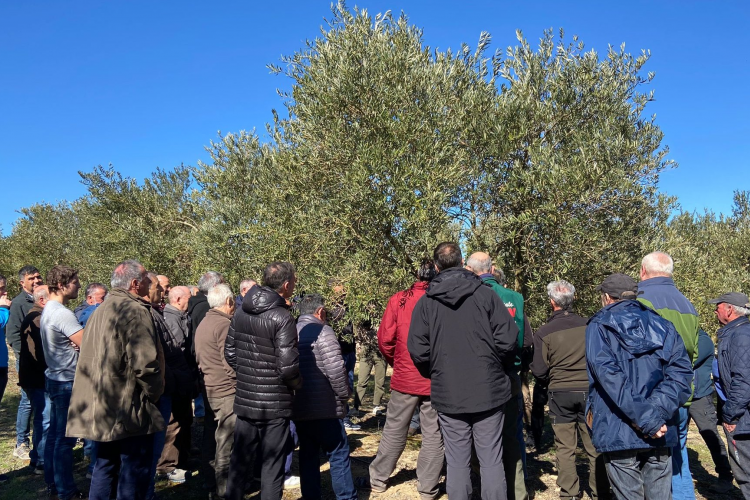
top-left (0, 361), bottom-right (742, 499)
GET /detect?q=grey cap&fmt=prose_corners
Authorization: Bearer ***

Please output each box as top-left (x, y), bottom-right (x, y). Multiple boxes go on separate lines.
top-left (596, 273), bottom-right (638, 299)
top-left (707, 292), bottom-right (750, 308)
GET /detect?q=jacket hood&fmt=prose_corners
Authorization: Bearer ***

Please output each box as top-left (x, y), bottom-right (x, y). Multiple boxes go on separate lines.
top-left (426, 267), bottom-right (483, 307)
top-left (590, 299), bottom-right (667, 356)
top-left (242, 285), bottom-right (288, 315)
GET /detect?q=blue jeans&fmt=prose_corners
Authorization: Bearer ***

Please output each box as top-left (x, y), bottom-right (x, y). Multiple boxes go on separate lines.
top-left (193, 393), bottom-right (205, 418)
top-left (604, 447), bottom-right (672, 499)
top-left (85, 440), bottom-right (98, 474)
top-left (296, 419), bottom-right (356, 500)
top-left (44, 378), bottom-right (77, 500)
top-left (15, 357), bottom-right (32, 447)
top-left (146, 395), bottom-right (172, 500)
top-left (672, 406), bottom-right (696, 499)
top-left (90, 433), bottom-right (154, 500)
top-left (26, 387), bottom-right (51, 466)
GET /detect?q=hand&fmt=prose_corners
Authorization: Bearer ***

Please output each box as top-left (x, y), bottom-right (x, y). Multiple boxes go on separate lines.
top-left (651, 424), bottom-right (668, 439)
top-left (0, 294), bottom-right (10, 307)
top-left (724, 422), bottom-right (737, 433)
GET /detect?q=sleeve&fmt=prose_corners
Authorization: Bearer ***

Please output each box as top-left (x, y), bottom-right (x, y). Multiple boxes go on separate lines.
top-left (6, 300), bottom-right (24, 348)
top-left (125, 312), bottom-right (164, 402)
top-left (275, 311), bottom-right (302, 391)
top-left (224, 320), bottom-right (237, 371)
top-left (216, 321), bottom-right (236, 378)
top-left (59, 309), bottom-right (84, 338)
top-left (586, 321), bottom-right (666, 437)
top-left (522, 314), bottom-right (533, 348)
top-left (645, 327), bottom-right (693, 421)
top-left (319, 326), bottom-right (350, 402)
top-left (0, 306), bottom-right (9, 330)
top-left (489, 293), bottom-right (519, 369)
top-left (723, 334), bottom-right (750, 423)
top-left (407, 297), bottom-right (431, 379)
top-left (530, 328), bottom-right (550, 381)
top-left (377, 295), bottom-right (398, 366)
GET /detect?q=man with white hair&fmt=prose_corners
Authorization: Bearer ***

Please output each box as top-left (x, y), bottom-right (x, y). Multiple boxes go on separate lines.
top-left (637, 251), bottom-right (699, 500)
top-left (195, 284), bottom-right (237, 498)
top-left (530, 280), bottom-right (609, 500)
top-left (711, 292), bottom-right (750, 499)
top-left (236, 278), bottom-right (257, 308)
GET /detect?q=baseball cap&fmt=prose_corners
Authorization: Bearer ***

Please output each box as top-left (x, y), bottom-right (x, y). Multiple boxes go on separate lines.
top-left (596, 273), bottom-right (638, 299)
top-left (707, 292), bottom-right (750, 308)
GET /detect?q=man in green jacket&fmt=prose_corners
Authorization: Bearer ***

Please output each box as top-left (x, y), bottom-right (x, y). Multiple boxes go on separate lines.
top-left (67, 260), bottom-right (165, 500)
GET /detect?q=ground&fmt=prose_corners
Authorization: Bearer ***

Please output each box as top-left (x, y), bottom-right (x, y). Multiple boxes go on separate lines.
top-left (0, 362), bottom-right (742, 499)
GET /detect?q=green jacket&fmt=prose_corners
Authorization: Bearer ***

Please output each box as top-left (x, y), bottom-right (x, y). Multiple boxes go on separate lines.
top-left (482, 276), bottom-right (524, 368)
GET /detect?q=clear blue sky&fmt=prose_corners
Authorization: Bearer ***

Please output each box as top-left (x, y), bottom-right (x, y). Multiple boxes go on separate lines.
top-left (2, 1), bottom-right (748, 234)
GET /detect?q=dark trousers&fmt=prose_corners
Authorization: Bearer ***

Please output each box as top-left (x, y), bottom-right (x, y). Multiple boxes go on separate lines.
top-left (156, 394), bottom-right (192, 472)
top-left (502, 384), bottom-right (527, 500)
top-left (603, 448), bottom-right (671, 500)
top-left (438, 405), bottom-right (507, 500)
top-left (208, 394), bottom-right (236, 497)
top-left (90, 433), bottom-right (155, 500)
top-left (724, 426), bottom-right (750, 499)
top-left (689, 394), bottom-right (733, 481)
top-left (549, 391), bottom-right (609, 499)
top-left (530, 378), bottom-right (548, 448)
top-left (201, 385), bottom-right (218, 490)
top-left (296, 418), bottom-right (357, 500)
top-left (226, 416), bottom-right (289, 500)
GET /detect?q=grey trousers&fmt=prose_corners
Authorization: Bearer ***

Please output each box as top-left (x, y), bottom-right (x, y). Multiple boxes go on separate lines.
top-left (208, 394), bottom-right (236, 498)
top-left (355, 350), bottom-right (387, 408)
top-left (688, 394), bottom-right (733, 481)
top-left (438, 405), bottom-right (507, 500)
top-left (724, 426), bottom-right (750, 499)
top-left (369, 390), bottom-right (444, 499)
top-left (603, 448), bottom-right (671, 500)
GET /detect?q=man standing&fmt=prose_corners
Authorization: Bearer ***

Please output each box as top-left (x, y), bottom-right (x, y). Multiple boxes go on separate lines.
top-left (530, 280), bottom-right (609, 500)
top-left (73, 283), bottom-right (108, 321)
top-left (236, 278), bottom-right (257, 308)
top-left (408, 242), bottom-right (518, 500)
top-left (225, 261), bottom-right (301, 500)
top-left (7, 265), bottom-right (43, 461)
top-left (39, 265), bottom-right (84, 500)
top-left (711, 292), bottom-right (750, 499)
top-left (159, 285), bottom-right (195, 478)
top-left (20, 285), bottom-right (51, 476)
top-left (293, 294), bottom-right (356, 500)
top-left (637, 251), bottom-right (700, 500)
top-left (586, 273), bottom-right (692, 499)
top-left (354, 321), bottom-right (387, 415)
top-left (195, 284), bottom-right (237, 499)
top-left (367, 258), bottom-right (444, 499)
top-left (67, 260), bottom-right (165, 500)
top-left (465, 252), bottom-right (527, 500)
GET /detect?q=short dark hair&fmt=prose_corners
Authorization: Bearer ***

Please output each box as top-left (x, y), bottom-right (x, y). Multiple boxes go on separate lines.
top-left (433, 242), bottom-right (462, 271)
top-left (85, 282), bottom-right (107, 297)
top-left (262, 261), bottom-right (296, 292)
top-left (417, 258), bottom-right (437, 282)
top-left (46, 265), bottom-right (78, 294)
top-left (18, 265), bottom-right (39, 282)
top-left (298, 293), bottom-right (325, 316)
top-left (0, 273), bottom-right (6, 284)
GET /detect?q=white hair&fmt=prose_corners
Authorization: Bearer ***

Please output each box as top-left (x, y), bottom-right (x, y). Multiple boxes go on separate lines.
top-left (239, 279), bottom-right (256, 293)
top-left (33, 286), bottom-right (49, 303)
top-left (547, 280), bottom-right (575, 309)
top-left (198, 271), bottom-right (225, 294)
top-left (731, 305), bottom-right (750, 317)
top-left (641, 252), bottom-right (674, 277)
top-left (208, 284), bottom-right (234, 308)
top-left (465, 253), bottom-right (492, 274)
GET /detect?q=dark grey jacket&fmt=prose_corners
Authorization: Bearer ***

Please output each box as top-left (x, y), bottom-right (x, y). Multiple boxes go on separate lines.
top-left (151, 309), bottom-right (194, 397)
top-left (225, 286), bottom-right (302, 419)
top-left (294, 315), bottom-right (349, 421)
top-left (7, 291), bottom-right (33, 355)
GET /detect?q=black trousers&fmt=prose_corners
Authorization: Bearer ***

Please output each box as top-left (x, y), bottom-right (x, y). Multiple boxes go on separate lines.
top-left (688, 394), bottom-right (733, 481)
top-left (226, 416), bottom-right (290, 500)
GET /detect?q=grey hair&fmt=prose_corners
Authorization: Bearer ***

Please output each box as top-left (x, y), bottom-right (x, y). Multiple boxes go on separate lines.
top-left (33, 285), bottom-right (49, 303)
top-left (547, 280), bottom-right (576, 310)
top-left (298, 293), bottom-right (325, 316)
top-left (239, 279), bottom-right (257, 293)
top-left (198, 271), bottom-right (225, 294)
top-left (85, 282), bottom-right (107, 297)
top-left (493, 268), bottom-right (505, 286)
top-left (465, 253), bottom-right (492, 274)
top-left (642, 252), bottom-right (674, 277)
top-left (111, 260), bottom-right (146, 289)
top-left (208, 284), bottom-right (234, 308)
top-left (731, 304), bottom-right (750, 317)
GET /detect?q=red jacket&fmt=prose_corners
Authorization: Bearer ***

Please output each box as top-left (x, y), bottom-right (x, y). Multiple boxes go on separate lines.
top-left (378, 281), bottom-right (431, 396)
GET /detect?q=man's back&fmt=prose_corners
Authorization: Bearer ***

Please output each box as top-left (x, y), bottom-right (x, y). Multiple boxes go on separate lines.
top-left (408, 267), bottom-right (518, 414)
top-left (531, 310), bottom-right (588, 391)
top-left (225, 285), bottom-right (301, 420)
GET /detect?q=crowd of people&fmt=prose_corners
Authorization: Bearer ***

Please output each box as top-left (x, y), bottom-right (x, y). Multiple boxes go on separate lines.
top-left (0, 244), bottom-right (748, 500)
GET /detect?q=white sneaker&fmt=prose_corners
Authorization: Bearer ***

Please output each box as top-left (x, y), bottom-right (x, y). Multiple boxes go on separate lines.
top-left (284, 475), bottom-right (301, 489)
top-left (13, 443), bottom-right (30, 460)
top-left (343, 418), bottom-right (361, 431)
top-left (372, 405), bottom-right (385, 415)
top-left (167, 468), bottom-right (188, 484)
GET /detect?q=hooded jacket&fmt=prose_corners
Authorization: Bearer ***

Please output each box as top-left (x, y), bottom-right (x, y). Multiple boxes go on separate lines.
top-left (151, 308), bottom-right (194, 398)
top-left (225, 285), bottom-right (301, 419)
top-left (407, 267), bottom-right (518, 414)
top-left (293, 315), bottom-right (349, 420)
top-left (585, 299), bottom-right (692, 453)
top-left (378, 281), bottom-right (431, 396)
top-left (66, 288), bottom-right (165, 442)
top-left (717, 316), bottom-right (750, 435)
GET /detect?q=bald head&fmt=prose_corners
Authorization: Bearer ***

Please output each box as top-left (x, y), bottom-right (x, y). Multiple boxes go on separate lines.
top-left (641, 252), bottom-right (674, 280)
top-left (169, 286), bottom-right (191, 312)
top-left (33, 285), bottom-right (50, 306)
top-left (465, 252), bottom-right (492, 275)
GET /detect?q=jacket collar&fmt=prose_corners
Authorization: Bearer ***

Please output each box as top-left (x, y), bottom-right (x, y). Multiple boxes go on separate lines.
top-left (718, 316), bottom-right (750, 338)
top-left (164, 304), bottom-right (185, 317)
top-left (111, 288), bottom-right (151, 308)
top-left (547, 308), bottom-right (574, 322)
top-left (298, 314), bottom-right (323, 326)
top-left (411, 281), bottom-right (429, 291)
top-left (206, 308), bottom-right (232, 320)
top-left (638, 276), bottom-right (675, 290)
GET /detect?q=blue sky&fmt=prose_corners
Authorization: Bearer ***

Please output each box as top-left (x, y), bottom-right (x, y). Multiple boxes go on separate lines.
top-left (1, 1), bottom-right (748, 234)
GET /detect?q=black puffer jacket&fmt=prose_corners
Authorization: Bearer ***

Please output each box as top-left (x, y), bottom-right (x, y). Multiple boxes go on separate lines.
top-left (294, 315), bottom-right (349, 421)
top-left (225, 286), bottom-right (302, 419)
top-left (151, 309), bottom-right (195, 398)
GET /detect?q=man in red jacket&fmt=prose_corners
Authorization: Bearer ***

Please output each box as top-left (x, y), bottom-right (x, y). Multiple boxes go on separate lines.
top-left (365, 259), bottom-right (445, 499)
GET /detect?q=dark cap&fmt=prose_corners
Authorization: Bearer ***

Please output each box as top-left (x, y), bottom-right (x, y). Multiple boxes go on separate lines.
top-left (596, 273), bottom-right (638, 299)
top-left (707, 292), bottom-right (750, 308)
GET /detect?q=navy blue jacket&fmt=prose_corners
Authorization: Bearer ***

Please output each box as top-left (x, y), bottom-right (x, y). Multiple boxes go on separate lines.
top-left (586, 299), bottom-right (693, 453)
top-left (693, 330), bottom-right (715, 399)
top-left (717, 316), bottom-right (750, 435)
